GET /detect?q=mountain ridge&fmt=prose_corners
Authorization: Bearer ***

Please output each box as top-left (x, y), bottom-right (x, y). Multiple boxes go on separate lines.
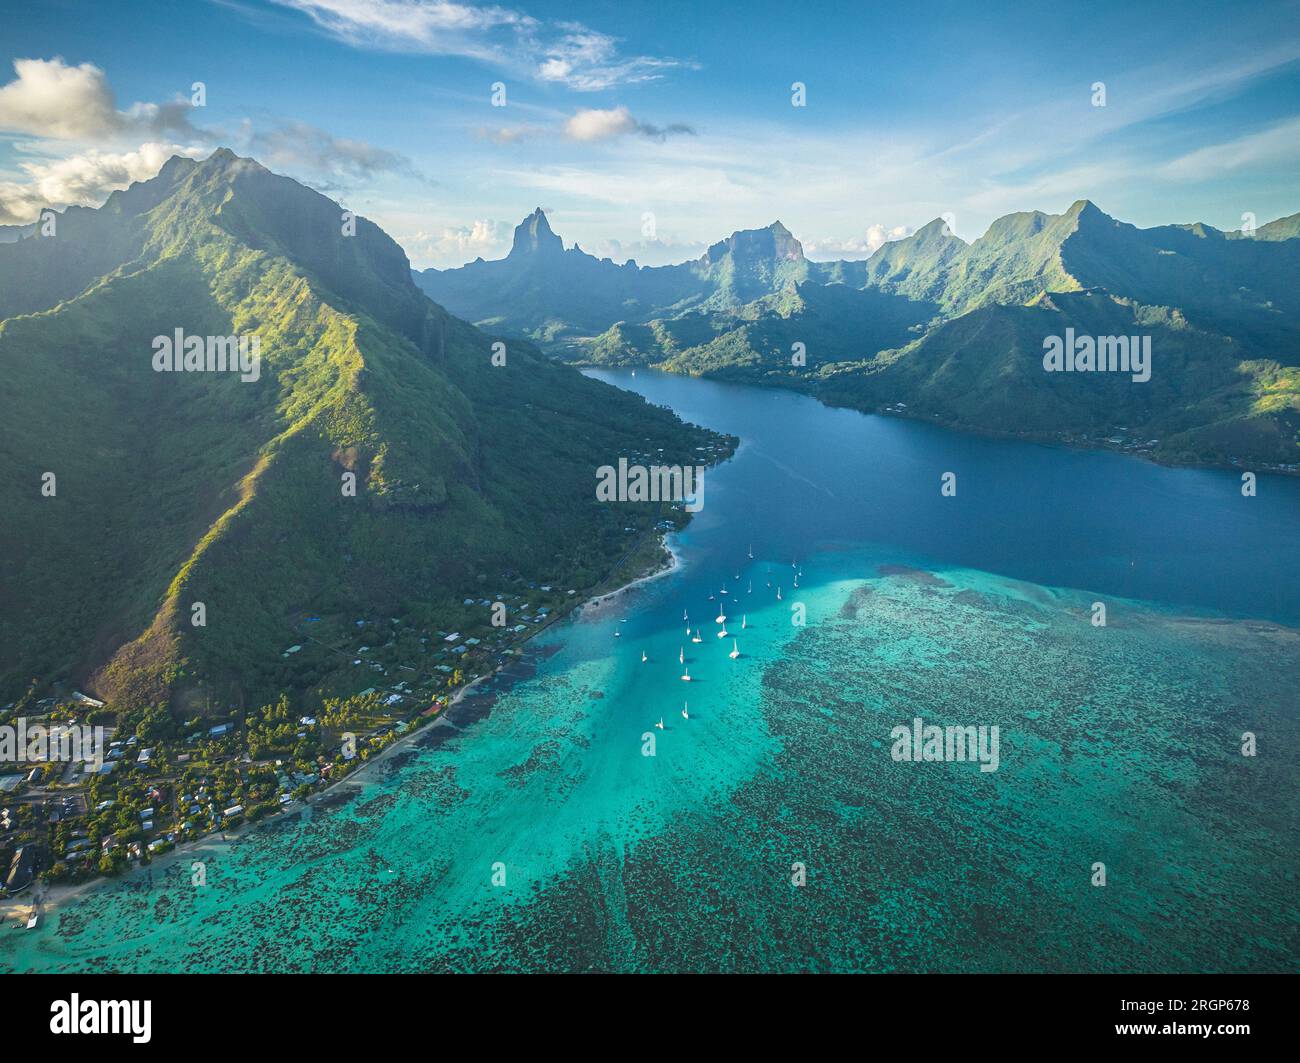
top-left (413, 201), bottom-right (1299, 469)
top-left (0, 150), bottom-right (731, 711)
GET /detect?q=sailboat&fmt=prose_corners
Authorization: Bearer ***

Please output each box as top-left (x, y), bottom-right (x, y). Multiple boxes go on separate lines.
top-left (681, 702), bottom-right (689, 720)
top-left (683, 609), bottom-right (688, 621)
top-left (614, 629), bottom-right (621, 637)
top-left (641, 650), bottom-right (648, 663)
top-left (729, 639), bottom-right (740, 659)
top-left (717, 625), bottom-right (728, 638)
top-left (685, 622), bottom-right (691, 636)
top-left (776, 586), bottom-right (783, 600)
top-left (793, 575), bottom-right (799, 588)
top-left (655, 717), bottom-right (664, 730)
top-left (679, 647), bottom-right (685, 664)
top-left (742, 614), bottom-right (747, 629)
top-left (680, 667), bottom-right (691, 682)
top-left (748, 544), bottom-right (754, 559)
top-left (691, 628), bottom-right (703, 643)
top-left (747, 580), bottom-right (752, 594)
top-left (715, 611), bottom-right (726, 624)
top-left (720, 584), bottom-right (728, 595)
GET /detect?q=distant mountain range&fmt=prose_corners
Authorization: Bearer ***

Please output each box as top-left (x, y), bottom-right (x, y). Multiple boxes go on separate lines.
top-left (415, 202), bottom-right (1300, 467)
top-left (0, 150), bottom-right (725, 710)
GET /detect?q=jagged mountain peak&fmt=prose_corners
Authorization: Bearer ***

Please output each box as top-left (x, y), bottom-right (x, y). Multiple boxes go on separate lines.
top-left (701, 221), bottom-right (805, 266)
top-left (910, 217), bottom-right (966, 243)
top-left (509, 207), bottom-right (563, 258)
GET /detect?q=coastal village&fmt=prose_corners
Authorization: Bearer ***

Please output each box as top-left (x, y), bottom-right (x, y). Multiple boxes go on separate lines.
top-left (0, 437), bottom-right (734, 923)
top-left (0, 575), bottom-right (622, 917)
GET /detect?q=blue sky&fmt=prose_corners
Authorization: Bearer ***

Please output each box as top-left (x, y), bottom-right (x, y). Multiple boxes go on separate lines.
top-left (1, 0), bottom-right (1297, 266)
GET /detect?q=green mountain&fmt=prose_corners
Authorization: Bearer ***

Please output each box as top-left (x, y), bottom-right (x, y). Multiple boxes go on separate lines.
top-left (426, 201), bottom-right (1298, 467)
top-left (815, 290), bottom-right (1299, 465)
top-left (0, 150), bottom-right (729, 711)
top-left (870, 199), bottom-right (1300, 345)
top-left (589, 281), bottom-right (934, 382)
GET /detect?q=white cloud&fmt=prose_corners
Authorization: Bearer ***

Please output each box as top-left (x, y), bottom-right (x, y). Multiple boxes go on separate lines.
top-left (0, 57), bottom-right (196, 140)
top-left (0, 58), bottom-right (420, 221)
top-left (564, 107), bottom-right (636, 141)
top-left (588, 235), bottom-right (708, 267)
top-left (0, 142), bottom-right (200, 223)
top-left (401, 217), bottom-right (511, 265)
top-left (271, 0), bottom-right (691, 90)
top-left (803, 224), bottom-right (912, 260)
top-left (563, 106), bottom-right (693, 142)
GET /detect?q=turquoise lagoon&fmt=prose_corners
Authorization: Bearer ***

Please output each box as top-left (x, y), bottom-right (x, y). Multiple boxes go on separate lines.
top-left (3, 369), bottom-right (1297, 972)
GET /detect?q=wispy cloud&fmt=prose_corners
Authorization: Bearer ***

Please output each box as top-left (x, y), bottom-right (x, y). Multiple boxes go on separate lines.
top-left (239, 118), bottom-right (427, 184)
top-left (1157, 115), bottom-right (1300, 179)
top-left (271, 0), bottom-right (694, 90)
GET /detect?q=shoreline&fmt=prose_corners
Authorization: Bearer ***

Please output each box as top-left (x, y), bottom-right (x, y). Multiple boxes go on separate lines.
top-left (583, 363), bottom-right (1299, 478)
top-left (1, 532), bottom-right (688, 928)
top-left (583, 533), bottom-right (682, 613)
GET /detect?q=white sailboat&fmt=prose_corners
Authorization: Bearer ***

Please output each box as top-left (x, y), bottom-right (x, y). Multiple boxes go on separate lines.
top-left (679, 647), bottom-right (685, 664)
top-left (742, 614), bottom-right (747, 629)
top-left (681, 702), bottom-right (690, 720)
top-left (641, 650), bottom-right (648, 663)
top-left (614, 630), bottom-right (621, 637)
top-left (748, 544), bottom-right (754, 559)
top-left (685, 622), bottom-right (691, 635)
top-left (680, 667), bottom-right (691, 681)
top-left (655, 717), bottom-right (664, 730)
top-left (747, 580), bottom-right (752, 594)
top-left (717, 626), bottom-right (728, 638)
top-left (720, 585), bottom-right (728, 595)
top-left (776, 586), bottom-right (782, 600)
top-left (715, 612), bottom-right (726, 624)
top-left (691, 628), bottom-right (703, 643)
top-left (683, 609), bottom-right (688, 621)
top-left (729, 639), bottom-right (740, 659)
